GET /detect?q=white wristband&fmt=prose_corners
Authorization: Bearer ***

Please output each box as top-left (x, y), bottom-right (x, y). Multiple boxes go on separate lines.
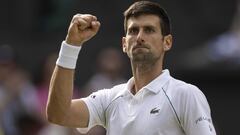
top-left (56, 41), bottom-right (82, 69)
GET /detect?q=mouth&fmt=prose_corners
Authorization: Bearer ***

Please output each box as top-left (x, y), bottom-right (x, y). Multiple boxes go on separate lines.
top-left (132, 44), bottom-right (149, 51)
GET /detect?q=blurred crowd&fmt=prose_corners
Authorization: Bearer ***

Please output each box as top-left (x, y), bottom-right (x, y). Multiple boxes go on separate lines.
top-left (0, 45), bottom-right (126, 135)
top-left (177, 1), bottom-right (240, 71)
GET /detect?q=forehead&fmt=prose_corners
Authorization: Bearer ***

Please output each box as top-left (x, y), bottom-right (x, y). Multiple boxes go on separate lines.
top-left (127, 14), bottom-right (161, 29)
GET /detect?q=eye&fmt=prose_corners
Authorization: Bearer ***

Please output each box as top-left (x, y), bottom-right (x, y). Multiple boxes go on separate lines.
top-left (144, 27), bottom-right (155, 34)
top-left (128, 27), bottom-right (139, 35)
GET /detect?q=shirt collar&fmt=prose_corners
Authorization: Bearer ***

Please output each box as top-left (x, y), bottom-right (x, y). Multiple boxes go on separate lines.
top-left (144, 69), bottom-right (171, 94)
top-left (124, 69), bottom-right (171, 95)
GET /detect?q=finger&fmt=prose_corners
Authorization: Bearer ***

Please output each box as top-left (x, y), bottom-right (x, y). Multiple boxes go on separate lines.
top-left (71, 14), bottom-right (82, 23)
top-left (74, 14), bottom-right (97, 24)
top-left (91, 21), bottom-right (101, 33)
top-left (81, 14), bottom-right (97, 22)
top-left (76, 16), bottom-right (97, 30)
top-left (76, 18), bottom-right (90, 30)
top-left (72, 17), bottom-right (89, 30)
top-left (70, 14), bottom-right (98, 31)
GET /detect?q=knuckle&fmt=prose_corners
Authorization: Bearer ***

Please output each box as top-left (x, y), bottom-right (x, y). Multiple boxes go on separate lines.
top-left (75, 13), bottom-right (82, 16)
top-left (73, 14), bottom-right (83, 20)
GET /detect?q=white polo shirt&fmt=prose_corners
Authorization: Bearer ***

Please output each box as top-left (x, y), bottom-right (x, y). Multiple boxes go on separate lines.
top-left (78, 69), bottom-right (216, 135)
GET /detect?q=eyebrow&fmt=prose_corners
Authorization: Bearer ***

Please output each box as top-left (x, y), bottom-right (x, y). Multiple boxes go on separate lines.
top-left (128, 24), bottom-right (156, 30)
top-left (144, 25), bottom-right (155, 29)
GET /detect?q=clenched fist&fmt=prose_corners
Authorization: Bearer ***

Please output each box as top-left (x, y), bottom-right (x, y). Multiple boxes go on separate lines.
top-left (65, 14), bottom-right (101, 46)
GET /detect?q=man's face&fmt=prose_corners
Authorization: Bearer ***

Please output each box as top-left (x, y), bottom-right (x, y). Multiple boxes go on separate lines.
top-left (122, 14), bottom-right (172, 63)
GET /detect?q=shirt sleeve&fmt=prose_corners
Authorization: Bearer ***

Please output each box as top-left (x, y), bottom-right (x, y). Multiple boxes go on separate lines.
top-left (180, 84), bottom-right (216, 135)
top-left (77, 89), bottom-right (109, 133)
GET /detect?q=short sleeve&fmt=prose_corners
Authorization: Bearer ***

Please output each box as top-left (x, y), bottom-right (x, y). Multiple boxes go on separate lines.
top-left (77, 89), bottom-right (108, 133)
top-left (180, 85), bottom-right (216, 135)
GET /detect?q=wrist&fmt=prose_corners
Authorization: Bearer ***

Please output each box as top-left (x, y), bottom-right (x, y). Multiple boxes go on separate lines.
top-left (65, 35), bottom-right (84, 46)
top-left (56, 41), bottom-right (82, 69)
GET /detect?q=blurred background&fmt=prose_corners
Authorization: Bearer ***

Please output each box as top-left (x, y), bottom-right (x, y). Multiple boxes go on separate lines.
top-left (0, 0), bottom-right (239, 134)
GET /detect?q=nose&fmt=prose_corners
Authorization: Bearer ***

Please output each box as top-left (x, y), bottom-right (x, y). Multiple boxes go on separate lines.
top-left (136, 30), bottom-right (145, 43)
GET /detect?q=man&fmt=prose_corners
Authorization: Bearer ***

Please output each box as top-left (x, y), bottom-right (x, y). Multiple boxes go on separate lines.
top-left (47, 1), bottom-right (216, 135)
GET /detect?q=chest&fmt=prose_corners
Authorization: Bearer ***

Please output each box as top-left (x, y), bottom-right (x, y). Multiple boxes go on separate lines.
top-left (105, 92), bottom-right (184, 135)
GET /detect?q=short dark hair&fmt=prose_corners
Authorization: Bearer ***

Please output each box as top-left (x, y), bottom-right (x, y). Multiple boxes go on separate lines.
top-left (124, 1), bottom-right (171, 36)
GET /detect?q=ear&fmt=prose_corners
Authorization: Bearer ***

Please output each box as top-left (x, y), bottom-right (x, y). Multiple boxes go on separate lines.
top-left (163, 34), bottom-right (173, 51)
top-left (122, 37), bottom-right (127, 53)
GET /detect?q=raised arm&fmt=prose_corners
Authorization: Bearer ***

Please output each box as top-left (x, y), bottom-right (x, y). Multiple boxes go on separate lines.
top-left (46, 14), bottom-right (100, 127)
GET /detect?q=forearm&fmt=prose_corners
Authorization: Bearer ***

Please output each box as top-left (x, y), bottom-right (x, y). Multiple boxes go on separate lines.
top-left (46, 13), bottom-right (100, 127)
top-left (46, 65), bottom-right (75, 124)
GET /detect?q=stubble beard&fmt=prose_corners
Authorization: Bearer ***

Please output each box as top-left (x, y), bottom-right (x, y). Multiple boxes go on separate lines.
top-left (131, 51), bottom-right (160, 69)
top-left (132, 52), bottom-right (153, 62)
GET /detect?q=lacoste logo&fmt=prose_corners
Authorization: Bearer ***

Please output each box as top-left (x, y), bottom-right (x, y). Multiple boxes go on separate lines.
top-left (150, 107), bottom-right (160, 114)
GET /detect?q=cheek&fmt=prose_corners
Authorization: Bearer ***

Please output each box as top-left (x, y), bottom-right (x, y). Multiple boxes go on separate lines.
top-left (125, 37), bottom-right (135, 50)
top-left (154, 39), bottom-right (164, 50)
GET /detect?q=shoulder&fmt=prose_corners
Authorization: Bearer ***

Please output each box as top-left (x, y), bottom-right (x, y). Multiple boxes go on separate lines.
top-left (107, 83), bottom-right (127, 100)
top-left (88, 82), bottom-right (127, 102)
top-left (168, 78), bottom-right (208, 105)
top-left (91, 82), bottom-right (126, 94)
top-left (82, 82), bottom-right (128, 114)
top-left (170, 78), bottom-right (203, 95)
top-left (166, 78), bottom-right (211, 117)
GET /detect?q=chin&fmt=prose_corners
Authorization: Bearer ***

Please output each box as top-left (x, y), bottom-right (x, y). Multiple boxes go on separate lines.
top-left (132, 53), bottom-right (150, 62)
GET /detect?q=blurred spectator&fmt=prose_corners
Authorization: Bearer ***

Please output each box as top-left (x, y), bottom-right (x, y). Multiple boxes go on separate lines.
top-left (0, 45), bottom-right (16, 82)
top-left (178, 1), bottom-right (240, 71)
top-left (0, 44), bottom-right (16, 135)
top-left (34, 52), bottom-right (58, 118)
top-left (205, 1), bottom-right (240, 67)
top-left (80, 47), bottom-right (127, 135)
top-left (82, 47), bottom-right (127, 96)
top-left (0, 45), bottom-right (42, 135)
top-left (0, 45), bottom-right (16, 113)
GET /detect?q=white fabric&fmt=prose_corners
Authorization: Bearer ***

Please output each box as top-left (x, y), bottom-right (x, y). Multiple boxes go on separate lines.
top-left (78, 69), bottom-right (216, 135)
top-left (56, 41), bottom-right (81, 69)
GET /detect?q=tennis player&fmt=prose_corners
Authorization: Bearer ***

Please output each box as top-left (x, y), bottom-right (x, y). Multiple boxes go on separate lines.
top-left (47, 1), bottom-right (216, 135)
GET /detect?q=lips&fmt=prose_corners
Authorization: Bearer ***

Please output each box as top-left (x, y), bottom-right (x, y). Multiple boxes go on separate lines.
top-left (132, 44), bottom-right (149, 51)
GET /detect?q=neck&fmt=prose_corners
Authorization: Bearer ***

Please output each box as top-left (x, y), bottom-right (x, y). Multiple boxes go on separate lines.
top-left (130, 59), bottom-right (163, 95)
